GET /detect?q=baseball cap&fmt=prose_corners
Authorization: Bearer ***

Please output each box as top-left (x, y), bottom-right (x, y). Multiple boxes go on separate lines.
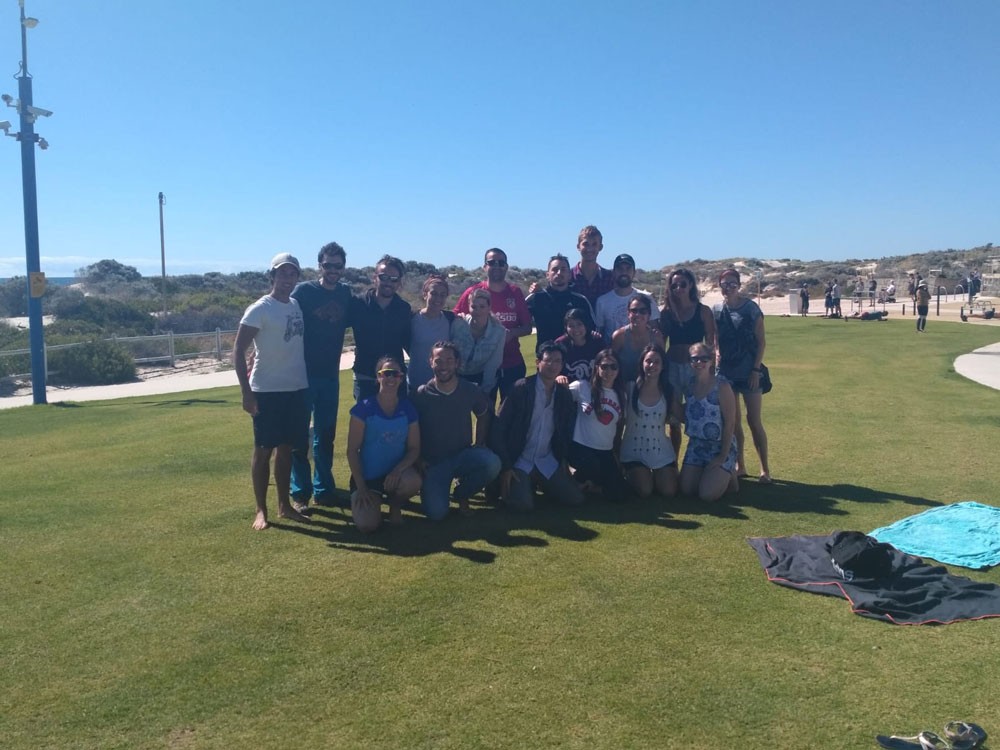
top-left (270, 252), bottom-right (301, 271)
top-left (613, 253), bottom-right (635, 269)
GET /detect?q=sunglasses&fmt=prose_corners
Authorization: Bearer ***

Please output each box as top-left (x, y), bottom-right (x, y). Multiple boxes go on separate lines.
top-left (377, 273), bottom-right (401, 283)
top-left (321, 261), bottom-right (345, 271)
top-left (597, 362), bottom-right (619, 371)
top-left (485, 259), bottom-right (507, 268)
top-left (689, 356), bottom-right (712, 364)
top-left (671, 281), bottom-right (689, 289)
top-left (377, 368), bottom-right (402, 378)
top-left (720, 280), bottom-right (740, 289)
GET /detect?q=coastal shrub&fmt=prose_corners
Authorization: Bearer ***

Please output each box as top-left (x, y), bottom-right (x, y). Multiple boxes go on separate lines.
top-left (49, 340), bottom-right (136, 385)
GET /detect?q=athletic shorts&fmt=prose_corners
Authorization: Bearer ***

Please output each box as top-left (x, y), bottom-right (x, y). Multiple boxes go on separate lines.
top-left (683, 436), bottom-right (737, 472)
top-left (252, 389), bottom-right (309, 450)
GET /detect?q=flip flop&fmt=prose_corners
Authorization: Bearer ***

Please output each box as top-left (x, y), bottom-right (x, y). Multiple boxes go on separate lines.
top-left (944, 722), bottom-right (987, 750)
top-left (876, 732), bottom-right (949, 750)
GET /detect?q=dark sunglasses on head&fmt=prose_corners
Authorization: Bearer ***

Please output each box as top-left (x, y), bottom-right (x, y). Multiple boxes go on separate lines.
top-left (321, 262), bottom-right (345, 271)
top-left (377, 368), bottom-right (401, 378)
top-left (689, 355), bottom-right (712, 364)
top-left (597, 362), bottom-right (619, 371)
top-left (485, 259), bottom-right (507, 268)
top-left (377, 273), bottom-right (401, 283)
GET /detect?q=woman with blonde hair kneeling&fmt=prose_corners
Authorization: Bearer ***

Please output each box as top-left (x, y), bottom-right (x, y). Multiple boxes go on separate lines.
top-left (347, 355), bottom-right (422, 532)
top-left (680, 343), bottom-right (739, 502)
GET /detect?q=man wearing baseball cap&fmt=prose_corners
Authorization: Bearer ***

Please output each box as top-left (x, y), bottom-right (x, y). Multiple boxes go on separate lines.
top-left (233, 252), bottom-right (311, 530)
top-left (593, 253), bottom-right (659, 343)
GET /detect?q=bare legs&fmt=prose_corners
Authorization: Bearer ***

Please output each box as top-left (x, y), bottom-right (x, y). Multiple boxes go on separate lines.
top-left (251, 445), bottom-right (310, 530)
top-left (734, 391), bottom-right (770, 482)
top-left (680, 463), bottom-right (738, 502)
top-left (626, 465), bottom-right (678, 499)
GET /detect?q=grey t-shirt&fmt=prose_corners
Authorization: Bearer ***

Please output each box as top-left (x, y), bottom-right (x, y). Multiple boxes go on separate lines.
top-left (412, 378), bottom-right (490, 465)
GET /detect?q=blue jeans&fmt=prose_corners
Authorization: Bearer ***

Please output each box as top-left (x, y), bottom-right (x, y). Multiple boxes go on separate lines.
top-left (420, 447), bottom-right (501, 521)
top-left (291, 375), bottom-right (340, 501)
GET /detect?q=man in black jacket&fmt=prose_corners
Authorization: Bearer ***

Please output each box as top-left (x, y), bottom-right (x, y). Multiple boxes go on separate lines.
top-left (349, 254), bottom-right (411, 401)
top-left (488, 341), bottom-right (583, 511)
top-left (526, 255), bottom-right (596, 345)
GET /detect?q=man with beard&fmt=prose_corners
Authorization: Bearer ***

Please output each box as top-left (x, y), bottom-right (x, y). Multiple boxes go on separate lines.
top-left (593, 253), bottom-right (659, 342)
top-left (412, 342), bottom-right (500, 520)
top-left (349, 254), bottom-right (412, 401)
top-left (289, 241), bottom-right (353, 509)
top-left (453, 248), bottom-right (533, 401)
top-left (526, 254), bottom-right (595, 345)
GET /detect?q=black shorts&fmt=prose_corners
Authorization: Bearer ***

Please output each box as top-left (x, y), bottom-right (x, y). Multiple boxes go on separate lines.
top-left (252, 390), bottom-right (310, 450)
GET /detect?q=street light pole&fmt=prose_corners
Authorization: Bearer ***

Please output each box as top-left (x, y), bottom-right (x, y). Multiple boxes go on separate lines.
top-left (3, 0), bottom-right (49, 405)
top-left (159, 192), bottom-right (167, 321)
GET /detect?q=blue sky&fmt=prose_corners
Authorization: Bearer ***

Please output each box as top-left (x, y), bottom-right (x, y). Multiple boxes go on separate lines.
top-left (0, 0), bottom-right (997, 278)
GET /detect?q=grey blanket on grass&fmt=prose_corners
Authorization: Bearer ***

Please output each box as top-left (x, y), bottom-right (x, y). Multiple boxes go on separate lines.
top-left (748, 533), bottom-right (1000, 625)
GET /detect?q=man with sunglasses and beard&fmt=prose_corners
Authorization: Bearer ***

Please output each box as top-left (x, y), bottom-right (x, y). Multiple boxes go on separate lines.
top-left (289, 242), bottom-right (353, 510)
top-left (349, 254), bottom-right (412, 402)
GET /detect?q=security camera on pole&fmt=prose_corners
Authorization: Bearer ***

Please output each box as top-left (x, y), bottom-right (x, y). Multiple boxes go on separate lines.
top-left (2, 0), bottom-right (51, 404)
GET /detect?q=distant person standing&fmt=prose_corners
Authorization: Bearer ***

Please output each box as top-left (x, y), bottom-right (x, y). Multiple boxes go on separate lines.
top-left (799, 283), bottom-right (810, 316)
top-left (831, 279), bottom-right (842, 318)
top-left (868, 277), bottom-right (877, 307)
top-left (824, 281), bottom-right (833, 318)
top-left (289, 242), bottom-right (353, 509)
top-left (350, 255), bottom-right (412, 401)
top-left (453, 248), bottom-right (533, 401)
top-left (571, 224), bottom-right (615, 307)
top-left (915, 280), bottom-right (931, 332)
top-left (234, 253), bottom-right (311, 531)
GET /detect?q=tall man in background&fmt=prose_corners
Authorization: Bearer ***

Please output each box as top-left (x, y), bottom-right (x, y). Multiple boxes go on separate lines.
top-left (571, 225), bottom-right (615, 307)
top-left (289, 242), bottom-right (353, 509)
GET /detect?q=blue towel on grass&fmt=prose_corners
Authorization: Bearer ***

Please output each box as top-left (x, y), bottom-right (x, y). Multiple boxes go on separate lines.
top-left (870, 502), bottom-right (1000, 569)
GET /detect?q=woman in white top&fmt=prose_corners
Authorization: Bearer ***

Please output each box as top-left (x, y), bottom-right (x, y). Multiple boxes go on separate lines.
top-left (568, 348), bottom-right (629, 499)
top-left (618, 344), bottom-right (678, 498)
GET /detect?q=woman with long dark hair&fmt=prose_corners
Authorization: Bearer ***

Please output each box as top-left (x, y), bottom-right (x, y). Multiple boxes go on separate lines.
top-left (611, 293), bottom-right (664, 384)
top-left (659, 267), bottom-right (716, 455)
top-left (618, 344), bottom-right (678, 498)
top-left (567, 348), bottom-right (628, 498)
top-left (556, 308), bottom-right (605, 385)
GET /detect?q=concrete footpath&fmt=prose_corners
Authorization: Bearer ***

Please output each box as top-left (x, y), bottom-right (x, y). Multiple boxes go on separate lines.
top-left (954, 342), bottom-right (1000, 392)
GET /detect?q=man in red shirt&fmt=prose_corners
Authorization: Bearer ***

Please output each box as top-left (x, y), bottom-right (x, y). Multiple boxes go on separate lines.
top-left (453, 248), bottom-right (533, 402)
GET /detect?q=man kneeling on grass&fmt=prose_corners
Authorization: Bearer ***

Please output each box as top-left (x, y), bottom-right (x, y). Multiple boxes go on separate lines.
top-left (488, 341), bottom-right (584, 511)
top-left (412, 341), bottom-right (500, 519)
top-left (234, 253), bottom-right (312, 531)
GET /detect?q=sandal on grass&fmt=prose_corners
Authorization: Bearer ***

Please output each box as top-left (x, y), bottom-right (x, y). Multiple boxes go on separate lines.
top-left (876, 732), bottom-right (949, 750)
top-left (944, 722), bottom-right (987, 750)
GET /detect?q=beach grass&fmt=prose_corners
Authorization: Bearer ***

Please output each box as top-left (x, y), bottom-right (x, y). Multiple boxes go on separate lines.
top-left (2, 317), bottom-right (999, 749)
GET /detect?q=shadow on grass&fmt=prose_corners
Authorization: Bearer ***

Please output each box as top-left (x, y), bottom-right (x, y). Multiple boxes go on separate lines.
top-left (273, 492), bottom-right (705, 563)
top-left (727, 477), bottom-right (941, 515)
top-left (52, 398), bottom-right (230, 408)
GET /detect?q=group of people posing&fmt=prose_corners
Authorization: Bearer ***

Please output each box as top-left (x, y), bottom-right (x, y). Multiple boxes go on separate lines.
top-left (234, 226), bottom-right (772, 531)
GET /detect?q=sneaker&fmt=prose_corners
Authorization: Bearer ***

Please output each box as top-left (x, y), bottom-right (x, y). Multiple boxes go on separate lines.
top-left (291, 500), bottom-right (310, 515)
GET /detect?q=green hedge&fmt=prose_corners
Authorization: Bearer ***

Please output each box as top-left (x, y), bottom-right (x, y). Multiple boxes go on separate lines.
top-left (49, 340), bottom-right (137, 385)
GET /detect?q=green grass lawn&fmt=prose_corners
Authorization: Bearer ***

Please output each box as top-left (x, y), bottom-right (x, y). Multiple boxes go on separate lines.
top-left (2, 318), bottom-right (999, 749)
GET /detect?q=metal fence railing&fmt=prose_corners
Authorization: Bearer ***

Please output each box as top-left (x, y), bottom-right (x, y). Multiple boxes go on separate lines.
top-left (0, 329), bottom-right (237, 383)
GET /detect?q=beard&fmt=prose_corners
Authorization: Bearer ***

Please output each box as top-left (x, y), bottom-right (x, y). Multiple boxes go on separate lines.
top-left (615, 275), bottom-right (631, 288)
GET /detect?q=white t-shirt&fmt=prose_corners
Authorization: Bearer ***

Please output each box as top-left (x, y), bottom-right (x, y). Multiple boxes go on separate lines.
top-left (569, 380), bottom-right (622, 451)
top-left (594, 288), bottom-right (660, 342)
top-left (240, 295), bottom-right (308, 392)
